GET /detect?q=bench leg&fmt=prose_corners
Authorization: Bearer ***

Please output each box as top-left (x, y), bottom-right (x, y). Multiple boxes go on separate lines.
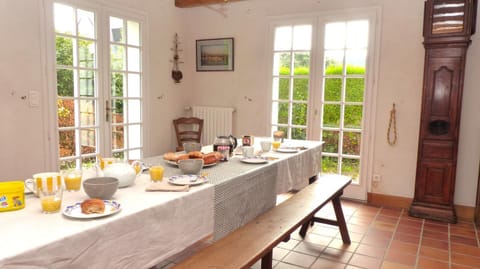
top-left (299, 218), bottom-right (312, 238)
top-left (261, 250), bottom-right (273, 269)
top-left (331, 195), bottom-right (351, 244)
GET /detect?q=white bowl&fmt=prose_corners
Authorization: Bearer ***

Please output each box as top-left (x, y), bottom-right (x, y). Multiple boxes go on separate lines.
top-left (178, 159), bottom-right (204, 175)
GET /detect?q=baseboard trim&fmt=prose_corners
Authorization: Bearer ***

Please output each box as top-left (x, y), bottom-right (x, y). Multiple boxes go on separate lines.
top-left (367, 192), bottom-right (475, 222)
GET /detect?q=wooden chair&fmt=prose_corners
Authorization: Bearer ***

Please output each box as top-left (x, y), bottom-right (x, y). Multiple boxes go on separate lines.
top-left (173, 117), bottom-right (204, 151)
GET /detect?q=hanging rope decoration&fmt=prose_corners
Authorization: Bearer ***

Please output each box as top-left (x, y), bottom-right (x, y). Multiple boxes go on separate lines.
top-left (387, 103), bottom-right (397, 145)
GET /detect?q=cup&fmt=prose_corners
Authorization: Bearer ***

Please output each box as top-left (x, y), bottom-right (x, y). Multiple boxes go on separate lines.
top-left (242, 146), bottom-right (255, 158)
top-left (25, 172), bottom-right (63, 197)
top-left (39, 185), bottom-right (63, 214)
top-left (260, 141), bottom-right (272, 152)
top-left (62, 169), bottom-right (82, 192)
top-left (272, 141), bottom-right (281, 150)
top-left (149, 166), bottom-right (164, 182)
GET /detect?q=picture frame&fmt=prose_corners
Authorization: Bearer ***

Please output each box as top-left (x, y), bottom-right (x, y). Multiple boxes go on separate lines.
top-left (196, 38), bottom-right (234, 71)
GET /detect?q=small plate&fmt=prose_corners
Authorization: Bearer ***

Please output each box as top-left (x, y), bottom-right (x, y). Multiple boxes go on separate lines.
top-left (168, 175), bottom-right (208, 186)
top-left (63, 200), bottom-right (122, 219)
top-left (240, 157), bottom-right (268, 164)
top-left (164, 160), bottom-right (217, 167)
top-left (275, 148), bottom-right (299, 153)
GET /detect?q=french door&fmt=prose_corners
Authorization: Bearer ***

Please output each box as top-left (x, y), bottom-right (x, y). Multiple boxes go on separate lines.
top-left (270, 10), bottom-right (379, 200)
top-left (52, 1), bottom-right (144, 170)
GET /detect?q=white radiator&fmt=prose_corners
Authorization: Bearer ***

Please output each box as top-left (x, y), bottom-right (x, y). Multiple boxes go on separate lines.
top-left (192, 106), bottom-right (235, 146)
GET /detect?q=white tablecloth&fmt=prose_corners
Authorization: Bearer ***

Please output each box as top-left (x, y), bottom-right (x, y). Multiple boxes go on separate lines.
top-left (0, 174), bottom-right (214, 269)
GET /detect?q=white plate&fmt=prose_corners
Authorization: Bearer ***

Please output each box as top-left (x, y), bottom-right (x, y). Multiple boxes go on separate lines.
top-left (240, 157), bottom-right (268, 164)
top-left (63, 200), bottom-right (122, 219)
top-left (168, 175), bottom-right (208, 186)
top-left (164, 159), bottom-right (217, 167)
top-left (275, 148), bottom-right (299, 153)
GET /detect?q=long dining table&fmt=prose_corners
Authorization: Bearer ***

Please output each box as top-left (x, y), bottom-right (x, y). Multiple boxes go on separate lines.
top-left (0, 138), bottom-right (322, 268)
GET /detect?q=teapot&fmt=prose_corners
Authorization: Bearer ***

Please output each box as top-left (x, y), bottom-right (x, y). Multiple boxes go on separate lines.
top-left (213, 135), bottom-right (238, 159)
top-left (98, 163), bottom-right (137, 188)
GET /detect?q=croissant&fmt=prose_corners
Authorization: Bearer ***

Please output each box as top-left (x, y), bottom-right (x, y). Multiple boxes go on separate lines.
top-left (81, 199), bottom-right (105, 214)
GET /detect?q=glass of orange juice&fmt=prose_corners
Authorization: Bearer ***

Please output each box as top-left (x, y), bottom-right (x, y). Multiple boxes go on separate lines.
top-left (149, 166), bottom-right (164, 182)
top-left (272, 141), bottom-right (281, 150)
top-left (62, 169), bottom-right (82, 192)
top-left (39, 185), bottom-right (63, 214)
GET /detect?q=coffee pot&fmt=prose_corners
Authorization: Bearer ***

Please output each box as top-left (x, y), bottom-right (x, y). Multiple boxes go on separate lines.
top-left (213, 135), bottom-right (238, 160)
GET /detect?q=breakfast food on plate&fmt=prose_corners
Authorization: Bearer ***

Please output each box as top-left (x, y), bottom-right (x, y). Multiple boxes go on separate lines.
top-left (177, 154), bottom-right (190, 162)
top-left (202, 154), bottom-right (218, 165)
top-left (163, 152), bottom-right (179, 162)
top-left (188, 151), bottom-right (203, 159)
top-left (81, 199), bottom-right (105, 214)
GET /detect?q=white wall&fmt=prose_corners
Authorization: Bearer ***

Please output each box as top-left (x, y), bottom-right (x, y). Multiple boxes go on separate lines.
top-left (177, 0), bottom-right (480, 207)
top-left (1, 0), bottom-right (479, 207)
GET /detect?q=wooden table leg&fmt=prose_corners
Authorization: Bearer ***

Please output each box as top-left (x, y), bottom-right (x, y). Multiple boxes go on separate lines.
top-left (261, 250), bottom-right (273, 269)
top-left (331, 195), bottom-right (350, 244)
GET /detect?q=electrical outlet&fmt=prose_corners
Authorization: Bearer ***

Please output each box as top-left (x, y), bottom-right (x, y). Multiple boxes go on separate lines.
top-left (373, 174), bottom-right (382, 182)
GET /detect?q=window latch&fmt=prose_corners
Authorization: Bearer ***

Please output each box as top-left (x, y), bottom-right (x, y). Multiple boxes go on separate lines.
top-left (105, 100), bottom-right (110, 122)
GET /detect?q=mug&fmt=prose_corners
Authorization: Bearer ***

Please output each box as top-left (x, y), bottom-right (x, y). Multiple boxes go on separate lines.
top-left (25, 172), bottom-right (62, 197)
top-left (242, 146), bottom-right (255, 158)
top-left (260, 141), bottom-right (272, 152)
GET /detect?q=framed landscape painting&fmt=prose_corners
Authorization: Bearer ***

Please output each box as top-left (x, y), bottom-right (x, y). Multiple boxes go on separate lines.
top-left (196, 38), bottom-right (234, 71)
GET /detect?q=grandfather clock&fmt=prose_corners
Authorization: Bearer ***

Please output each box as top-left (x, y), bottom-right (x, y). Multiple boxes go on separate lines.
top-left (409, 0), bottom-right (477, 223)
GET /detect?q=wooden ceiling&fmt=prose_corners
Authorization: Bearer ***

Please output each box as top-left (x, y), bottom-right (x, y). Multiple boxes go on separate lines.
top-left (175, 0), bottom-right (244, 8)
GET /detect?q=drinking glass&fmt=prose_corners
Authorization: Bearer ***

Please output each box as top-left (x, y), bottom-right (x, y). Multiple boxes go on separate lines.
top-left (150, 166), bottom-right (164, 182)
top-left (39, 185), bottom-right (63, 214)
top-left (62, 169), bottom-right (82, 192)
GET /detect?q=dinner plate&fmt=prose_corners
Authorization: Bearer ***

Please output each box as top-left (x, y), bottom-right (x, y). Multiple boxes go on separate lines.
top-left (168, 175), bottom-right (208, 186)
top-left (62, 200), bottom-right (122, 219)
top-left (164, 159), bottom-right (217, 167)
top-left (275, 148), bottom-right (299, 153)
top-left (240, 157), bottom-right (268, 164)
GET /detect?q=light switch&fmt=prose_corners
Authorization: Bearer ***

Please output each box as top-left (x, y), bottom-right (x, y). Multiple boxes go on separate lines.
top-left (29, 90), bottom-right (40, 107)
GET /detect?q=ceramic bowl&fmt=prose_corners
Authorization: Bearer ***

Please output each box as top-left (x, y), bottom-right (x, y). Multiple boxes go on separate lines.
top-left (83, 177), bottom-right (119, 200)
top-left (183, 142), bottom-right (202, 153)
top-left (178, 159), bottom-right (204, 175)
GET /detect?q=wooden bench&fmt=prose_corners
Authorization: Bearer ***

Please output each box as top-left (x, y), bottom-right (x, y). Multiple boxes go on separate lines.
top-left (173, 176), bottom-right (351, 269)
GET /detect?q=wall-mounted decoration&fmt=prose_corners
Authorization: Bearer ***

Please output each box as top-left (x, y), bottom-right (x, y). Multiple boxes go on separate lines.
top-left (196, 38), bottom-right (234, 71)
top-left (171, 33), bottom-right (183, 83)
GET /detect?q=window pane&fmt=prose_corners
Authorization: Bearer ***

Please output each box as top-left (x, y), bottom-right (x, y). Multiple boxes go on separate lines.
top-left (293, 25), bottom-right (312, 50)
top-left (346, 20), bottom-right (368, 49)
top-left (322, 156), bottom-right (338, 174)
top-left (274, 26), bottom-right (292, 50)
top-left (292, 128), bottom-right (306, 140)
top-left (278, 102), bottom-right (289, 124)
top-left (80, 128), bottom-right (96, 154)
top-left (128, 124), bottom-right (141, 148)
top-left (342, 158), bottom-right (360, 181)
top-left (277, 78), bottom-right (290, 100)
top-left (292, 103), bottom-right (307, 126)
top-left (324, 50), bottom-right (344, 73)
top-left (82, 156), bottom-right (96, 168)
top-left (325, 22), bottom-right (345, 49)
top-left (322, 130), bottom-right (339, 153)
top-left (56, 36), bottom-right (74, 66)
top-left (111, 73), bottom-right (124, 97)
top-left (273, 52), bottom-right (291, 75)
top-left (110, 17), bottom-right (124, 43)
top-left (324, 78), bottom-right (341, 102)
top-left (128, 100), bottom-right (141, 123)
top-left (112, 126), bottom-right (124, 150)
top-left (54, 3), bottom-right (75, 35)
top-left (293, 52), bottom-right (310, 75)
top-left (344, 105), bottom-right (363, 129)
top-left (79, 70), bottom-right (95, 97)
top-left (346, 78), bottom-right (364, 102)
top-left (111, 45), bottom-right (125, 70)
top-left (59, 130), bottom-right (76, 157)
top-left (127, 47), bottom-right (140, 72)
top-left (346, 49), bottom-right (366, 73)
top-left (58, 99), bottom-right (74, 128)
top-left (127, 20), bottom-right (140, 46)
top-left (293, 78), bottom-right (308, 101)
top-left (113, 151), bottom-right (125, 159)
top-left (323, 104), bottom-right (340, 128)
top-left (80, 100), bottom-right (95, 126)
top-left (128, 74), bottom-right (141, 97)
top-left (343, 132), bottom-right (361, 155)
top-left (78, 39), bottom-right (95, 68)
top-left (129, 149), bottom-right (141, 160)
top-left (77, 9), bottom-right (95, 38)
top-left (57, 69), bottom-right (74, 97)
top-left (112, 99), bottom-right (124, 123)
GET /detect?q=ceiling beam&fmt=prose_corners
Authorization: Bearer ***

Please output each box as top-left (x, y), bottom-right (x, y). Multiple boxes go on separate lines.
top-left (175, 0), bottom-right (243, 8)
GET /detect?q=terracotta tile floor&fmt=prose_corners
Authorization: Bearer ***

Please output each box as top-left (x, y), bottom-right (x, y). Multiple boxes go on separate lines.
top-left (158, 200), bottom-right (480, 269)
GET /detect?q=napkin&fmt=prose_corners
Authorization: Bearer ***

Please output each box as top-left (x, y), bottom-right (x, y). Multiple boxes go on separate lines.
top-left (145, 181), bottom-right (189, 192)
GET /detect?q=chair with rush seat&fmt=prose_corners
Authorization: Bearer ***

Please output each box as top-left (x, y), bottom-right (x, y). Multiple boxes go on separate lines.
top-left (173, 117), bottom-right (203, 152)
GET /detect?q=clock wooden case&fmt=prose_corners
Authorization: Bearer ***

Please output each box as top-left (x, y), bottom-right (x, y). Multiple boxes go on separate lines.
top-left (409, 0), bottom-right (477, 223)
